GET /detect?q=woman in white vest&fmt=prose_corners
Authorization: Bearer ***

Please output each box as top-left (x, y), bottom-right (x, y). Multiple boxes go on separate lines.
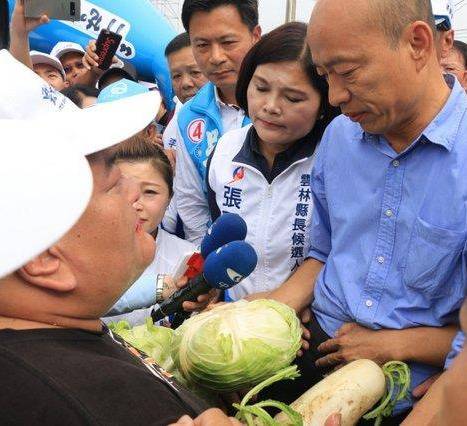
top-left (104, 136), bottom-right (196, 325)
top-left (206, 22), bottom-right (339, 300)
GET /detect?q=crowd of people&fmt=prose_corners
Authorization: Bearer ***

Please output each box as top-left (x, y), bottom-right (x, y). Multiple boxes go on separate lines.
top-left (0, 0), bottom-right (466, 424)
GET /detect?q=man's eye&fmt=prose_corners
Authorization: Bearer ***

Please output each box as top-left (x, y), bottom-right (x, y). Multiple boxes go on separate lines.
top-left (286, 97), bottom-right (303, 103)
top-left (64, 67), bottom-right (71, 73)
top-left (340, 69), bottom-right (356, 78)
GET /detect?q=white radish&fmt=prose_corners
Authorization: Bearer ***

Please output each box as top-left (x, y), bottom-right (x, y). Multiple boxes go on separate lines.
top-left (275, 359), bottom-right (386, 426)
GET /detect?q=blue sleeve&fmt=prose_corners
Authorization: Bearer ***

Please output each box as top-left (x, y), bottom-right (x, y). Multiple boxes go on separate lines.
top-left (107, 269), bottom-right (157, 315)
top-left (307, 132), bottom-right (332, 263)
top-left (444, 331), bottom-right (465, 369)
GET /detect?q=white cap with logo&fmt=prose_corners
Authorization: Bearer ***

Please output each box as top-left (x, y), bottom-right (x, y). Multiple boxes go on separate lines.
top-left (0, 50), bottom-right (161, 155)
top-left (50, 41), bottom-right (86, 60)
top-left (30, 50), bottom-right (66, 80)
top-left (431, 0), bottom-right (454, 29)
top-left (0, 50), bottom-right (161, 277)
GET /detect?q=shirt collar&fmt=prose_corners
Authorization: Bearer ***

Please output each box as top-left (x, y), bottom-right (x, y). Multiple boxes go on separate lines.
top-left (421, 74), bottom-right (467, 151)
top-left (214, 86), bottom-right (240, 110)
top-left (361, 74), bottom-right (467, 152)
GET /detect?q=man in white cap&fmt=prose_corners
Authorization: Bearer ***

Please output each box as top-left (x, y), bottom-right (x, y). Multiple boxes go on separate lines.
top-left (29, 50), bottom-right (68, 90)
top-left (50, 40), bottom-right (91, 86)
top-left (0, 51), bottom-right (215, 424)
top-left (9, 0), bottom-right (95, 87)
top-left (432, 0), bottom-right (455, 59)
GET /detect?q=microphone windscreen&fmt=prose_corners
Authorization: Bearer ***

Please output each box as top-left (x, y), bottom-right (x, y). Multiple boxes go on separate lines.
top-left (203, 240), bottom-right (258, 290)
top-left (200, 213), bottom-right (247, 259)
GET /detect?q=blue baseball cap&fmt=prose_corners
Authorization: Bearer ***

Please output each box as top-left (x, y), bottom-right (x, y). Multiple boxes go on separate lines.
top-left (98, 79), bottom-right (149, 104)
top-left (432, 0), bottom-right (454, 30)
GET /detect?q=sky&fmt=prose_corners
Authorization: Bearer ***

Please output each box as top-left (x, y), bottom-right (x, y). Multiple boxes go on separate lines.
top-left (259, 0), bottom-right (316, 31)
top-left (258, 0), bottom-right (467, 42)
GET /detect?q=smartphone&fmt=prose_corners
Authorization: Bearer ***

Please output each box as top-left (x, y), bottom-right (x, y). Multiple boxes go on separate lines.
top-left (94, 29), bottom-right (122, 70)
top-left (24, 0), bottom-right (81, 21)
top-left (0, 0), bottom-right (9, 50)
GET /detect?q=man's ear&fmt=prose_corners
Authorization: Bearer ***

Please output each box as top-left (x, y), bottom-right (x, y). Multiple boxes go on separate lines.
top-left (406, 21), bottom-right (434, 71)
top-left (18, 246), bottom-right (77, 292)
top-left (252, 25), bottom-right (262, 43)
top-left (145, 123), bottom-right (156, 138)
top-left (461, 71), bottom-right (467, 91)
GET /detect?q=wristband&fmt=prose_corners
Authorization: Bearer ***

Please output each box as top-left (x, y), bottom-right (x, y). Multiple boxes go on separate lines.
top-left (155, 274), bottom-right (166, 303)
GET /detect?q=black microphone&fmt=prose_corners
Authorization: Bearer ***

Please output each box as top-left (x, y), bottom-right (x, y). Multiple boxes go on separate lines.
top-left (151, 241), bottom-right (257, 322)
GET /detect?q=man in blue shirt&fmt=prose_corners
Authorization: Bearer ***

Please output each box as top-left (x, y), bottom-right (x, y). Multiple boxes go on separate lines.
top-left (257, 0), bottom-right (467, 417)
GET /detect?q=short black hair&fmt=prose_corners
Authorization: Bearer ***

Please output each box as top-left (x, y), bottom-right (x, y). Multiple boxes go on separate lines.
top-left (182, 0), bottom-right (258, 32)
top-left (165, 32), bottom-right (191, 57)
top-left (61, 84), bottom-right (99, 108)
top-left (236, 22), bottom-right (339, 142)
top-left (453, 40), bottom-right (467, 69)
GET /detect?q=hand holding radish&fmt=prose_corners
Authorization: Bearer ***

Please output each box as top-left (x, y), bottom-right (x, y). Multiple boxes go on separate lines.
top-left (316, 323), bottom-right (395, 368)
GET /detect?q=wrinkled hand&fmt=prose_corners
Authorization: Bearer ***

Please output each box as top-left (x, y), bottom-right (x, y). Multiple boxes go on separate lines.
top-left (316, 323), bottom-right (392, 368)
top-left (82, 39), bottom-right (118, 72)
top-left (297, 307), bottom-right (311, 357)
top-left (10, 0), bottom-right (49, 36)
top-left (168, 408), bottom-right (242, 426)
top-left (412, 373), bottom-right (441, 399)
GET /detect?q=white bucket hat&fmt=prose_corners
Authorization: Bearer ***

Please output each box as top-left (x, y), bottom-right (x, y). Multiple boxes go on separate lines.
top-left (0, 120), bottom-right (93, 278)
top-left (50, 41), bottom-right (85, 60)
top-left (30, 50), bottom-right (66, 80)
top-left (0, 50), bottom-right (161, 155)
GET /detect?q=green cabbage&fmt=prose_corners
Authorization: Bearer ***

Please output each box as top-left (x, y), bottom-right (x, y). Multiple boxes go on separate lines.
top-left (109, 318), bottom-right (175, 371)
top-left (172, 299), bottom-right (302, 392)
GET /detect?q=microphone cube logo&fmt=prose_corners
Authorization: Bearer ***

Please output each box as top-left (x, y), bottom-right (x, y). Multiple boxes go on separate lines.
top-left (227, 268), bottom-right (243, 284)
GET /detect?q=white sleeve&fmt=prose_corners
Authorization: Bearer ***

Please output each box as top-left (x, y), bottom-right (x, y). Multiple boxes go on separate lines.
top-left (174, 124), bottom-right (210, 245)
top-left (162, 114), bottom-right (178, 149)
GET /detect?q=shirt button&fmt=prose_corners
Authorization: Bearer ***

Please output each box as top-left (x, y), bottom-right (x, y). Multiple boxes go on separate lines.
top-left (377, 256), bottom-right (385, 264)
top-left (365, 299), bottom-right (373, 308)
top-left (385, 209), bottom-right (393, 217)
top-left (392, 160), bottom-right (400, 167)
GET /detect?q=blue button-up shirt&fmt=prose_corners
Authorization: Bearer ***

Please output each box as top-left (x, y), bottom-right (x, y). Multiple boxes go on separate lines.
top-left (308, 76), bottom-right (467, 410)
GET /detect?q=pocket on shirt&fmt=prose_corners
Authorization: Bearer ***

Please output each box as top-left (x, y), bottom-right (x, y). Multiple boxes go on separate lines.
top-left (403, 217), bottom-right (465, 296)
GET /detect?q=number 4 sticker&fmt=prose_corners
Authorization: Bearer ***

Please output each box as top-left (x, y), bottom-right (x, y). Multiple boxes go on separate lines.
top-left (188, 119), bottom-right (206, 143)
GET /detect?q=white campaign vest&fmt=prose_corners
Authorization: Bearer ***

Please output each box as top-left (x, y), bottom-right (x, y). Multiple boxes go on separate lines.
top-left (208, 125), bottom-right (315, 300)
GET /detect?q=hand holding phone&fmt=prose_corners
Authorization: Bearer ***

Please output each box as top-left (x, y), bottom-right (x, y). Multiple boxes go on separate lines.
top-left (94, 29), bottom-right (122, 70)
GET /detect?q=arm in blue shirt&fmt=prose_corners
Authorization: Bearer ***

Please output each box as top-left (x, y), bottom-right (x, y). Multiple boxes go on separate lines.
top-left (107, 271), bottom-right (157, 315)
top-left (307, 135), bottom-right (332, 263)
